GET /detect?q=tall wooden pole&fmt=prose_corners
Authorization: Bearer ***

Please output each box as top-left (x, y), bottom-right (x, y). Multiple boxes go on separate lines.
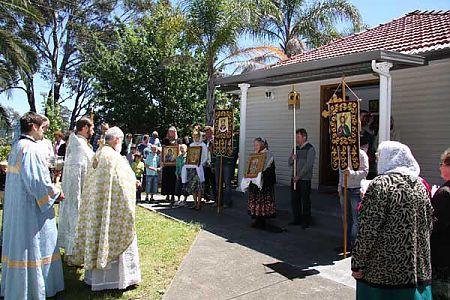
top-left (343, 171), bottom-right (348, 258)
top-left (342, 79), bottom-right (348, 259)
top-left (217, 155), bottom-right (223, 214)
top-left (293, 105), bottom-right (297, 190)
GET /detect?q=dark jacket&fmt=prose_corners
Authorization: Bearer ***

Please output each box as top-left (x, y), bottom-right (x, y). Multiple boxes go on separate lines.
top-left (57, 143), bottom-right (66, 158)
top-left (262, 161), bottom-right (276, 187)
top-left (431, 181), bottom-right (450, 267)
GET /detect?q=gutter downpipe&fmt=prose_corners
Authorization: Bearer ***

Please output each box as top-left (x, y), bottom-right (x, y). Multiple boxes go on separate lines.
top-left (237, 83), bottom-right (250, 191)
top-left (371, 60), bottom-right (393, 143)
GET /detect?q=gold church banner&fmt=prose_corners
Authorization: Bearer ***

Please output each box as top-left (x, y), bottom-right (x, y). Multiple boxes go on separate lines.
top-left (328, 96), bottom-right (360, 171)
top-left (214, 109), bottom-right (233, 156)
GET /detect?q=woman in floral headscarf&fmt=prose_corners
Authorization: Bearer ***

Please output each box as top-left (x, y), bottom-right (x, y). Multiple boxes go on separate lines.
top-left (246, 137), bottom-right (277, 229)
top-left (351, 141), bottom-right (433, 300)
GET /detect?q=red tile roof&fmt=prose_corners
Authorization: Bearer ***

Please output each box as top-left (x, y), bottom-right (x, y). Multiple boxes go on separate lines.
top-left (274, 10), bottom-right (450, 67)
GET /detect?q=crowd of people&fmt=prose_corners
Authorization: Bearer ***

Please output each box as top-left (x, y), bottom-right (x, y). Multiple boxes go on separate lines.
top-left (332, 111), bottom-right (448, 300)
top-left (240, 114), bottom-right (449, 299)
top-left (0, 110), bottom-right (448, 300)
top-left (115, 125), bottom-right (238, 211)
top-left (1, 113), bottom-right (141, 299)
top-left (0, 114), bottom-right (244, 298)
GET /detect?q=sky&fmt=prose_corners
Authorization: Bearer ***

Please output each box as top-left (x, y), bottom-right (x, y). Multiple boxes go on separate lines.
top-left (1, 0), bottom-right (449, 115)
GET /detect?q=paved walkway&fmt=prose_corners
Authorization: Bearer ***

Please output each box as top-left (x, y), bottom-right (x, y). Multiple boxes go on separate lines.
top-left (140, 186), bottom-right (356, 300)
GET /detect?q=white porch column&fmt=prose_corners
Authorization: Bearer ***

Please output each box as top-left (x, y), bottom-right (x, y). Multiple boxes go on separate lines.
top-left (371, 61), bottom-right (393, 143)
top-left (237, 83), bottom-right (250, 190)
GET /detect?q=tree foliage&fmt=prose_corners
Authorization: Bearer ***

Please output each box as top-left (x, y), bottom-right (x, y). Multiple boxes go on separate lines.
top-left (182, 0), bottom-right (278, 125)
top-left (256, 0), bottom-right (362, 57)
top-left (0, 0), bottom-right (41, 106)
top-left (43, 97), bottom-right (64, 142)
top-left (86, 2), bottom-right (207, 135)
top-left (1, 0), bottom-right (151, 120)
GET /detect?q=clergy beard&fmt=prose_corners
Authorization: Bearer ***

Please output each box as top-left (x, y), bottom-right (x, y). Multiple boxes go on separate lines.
top-left (114, 143), bottom-right (122, 152)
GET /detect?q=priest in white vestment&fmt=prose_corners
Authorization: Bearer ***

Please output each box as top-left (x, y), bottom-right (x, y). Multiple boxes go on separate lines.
top-left (58, 117), bottom-right (95, 259)
top-left (70, 126), bottom-right (141, 291)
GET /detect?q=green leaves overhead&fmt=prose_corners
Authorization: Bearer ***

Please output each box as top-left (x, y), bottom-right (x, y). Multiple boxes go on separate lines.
top-left (86, 2), bottom-right (207, 135)
top-left (256, 0), bottom-right (362, 57)
top-left (182, 0), bottom-right (278, 124)
top-left (0, 0), bottom-right (41, 89)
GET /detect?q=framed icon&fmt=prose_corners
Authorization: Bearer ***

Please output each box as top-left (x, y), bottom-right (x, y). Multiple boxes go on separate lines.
top-left (218, 117), bottom-right (229, 133)
top-left (186, 146), bottom-right (202, 166)
top-left (244, 153), bottom-right (266, 178)
top-left (162, 145), bottom-right (178, 166)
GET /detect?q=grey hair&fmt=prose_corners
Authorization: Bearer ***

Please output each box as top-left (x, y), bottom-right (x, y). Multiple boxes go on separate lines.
top-left (105, 126), bottom-right (124, 142)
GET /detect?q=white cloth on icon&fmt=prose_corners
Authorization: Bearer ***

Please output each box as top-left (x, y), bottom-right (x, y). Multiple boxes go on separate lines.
top-left (240, 172), bottom-right (262, 192)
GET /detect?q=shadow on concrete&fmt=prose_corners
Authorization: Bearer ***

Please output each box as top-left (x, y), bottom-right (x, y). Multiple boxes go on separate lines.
top-left (144, 185), bottom-right (345, 274)
top-left (264, 262), bottom-right (321, 280)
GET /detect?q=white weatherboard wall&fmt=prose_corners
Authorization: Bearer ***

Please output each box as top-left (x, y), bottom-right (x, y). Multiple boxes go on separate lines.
top-left (245, 73), bottom-right (376, 188)
top-left (391, 58), bottom-right (450, 186)
top-left (242, 57), bottom-right (450, 187)
top-left (246, 83), bottom-right (321, 187)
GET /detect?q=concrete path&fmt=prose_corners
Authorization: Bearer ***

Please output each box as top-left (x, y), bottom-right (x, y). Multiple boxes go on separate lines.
top-left (140, 186), bottom-right (356, 300)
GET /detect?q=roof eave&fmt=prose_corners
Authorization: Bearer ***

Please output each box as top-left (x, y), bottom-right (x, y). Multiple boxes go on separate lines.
top-left (216, 50), bottom-right (426, 90)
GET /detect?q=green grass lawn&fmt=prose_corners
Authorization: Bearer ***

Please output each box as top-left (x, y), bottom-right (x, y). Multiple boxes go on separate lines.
top-left (1, 206), bottom-right (200, 300)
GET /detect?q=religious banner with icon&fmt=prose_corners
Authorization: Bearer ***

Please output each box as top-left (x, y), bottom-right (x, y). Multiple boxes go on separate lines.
top-left (327, 95), bottom-right (360, 171)
top-left (321, 78), bottom-right (361, 258)
top-left (214, 109), bottom-right (233, 156)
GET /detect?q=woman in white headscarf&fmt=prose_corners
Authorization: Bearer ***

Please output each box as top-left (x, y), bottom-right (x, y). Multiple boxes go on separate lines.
top-left (351, 141), bottom-right (433, 300)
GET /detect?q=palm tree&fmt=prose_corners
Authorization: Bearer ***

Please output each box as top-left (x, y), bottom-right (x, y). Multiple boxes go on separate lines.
top-left (182, 0), bottom-right (277, 125)
top-left (0, 0), bottom-right (41, 99)
top-left (219, 45), bottom-right (288, 75)
top-left (257, 0), bottom-right (362, 57)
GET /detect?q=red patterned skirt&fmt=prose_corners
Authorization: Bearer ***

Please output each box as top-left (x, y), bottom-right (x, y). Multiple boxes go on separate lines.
top-left (248, 183), bottom-right (276, 218)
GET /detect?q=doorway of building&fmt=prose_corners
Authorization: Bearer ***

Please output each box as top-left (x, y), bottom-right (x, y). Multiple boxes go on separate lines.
top-left (319, 80), bottom-right (379, 188)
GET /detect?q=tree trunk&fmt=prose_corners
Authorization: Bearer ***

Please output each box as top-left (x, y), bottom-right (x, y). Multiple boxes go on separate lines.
top-left (69, 109), bottom-right (77, 130)
top-left (25, 77), bottom-right (36, 112)
top-left (205, 63), bottom-right (215, 125)
top-left (69, 92), bottom-right (81, 130)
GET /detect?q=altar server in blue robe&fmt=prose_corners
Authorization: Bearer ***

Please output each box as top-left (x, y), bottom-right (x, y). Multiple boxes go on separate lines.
top-left (1, 112), bottom-right (64, 299)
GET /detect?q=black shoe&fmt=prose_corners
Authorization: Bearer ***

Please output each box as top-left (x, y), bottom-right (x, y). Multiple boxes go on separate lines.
top-left (265, 224), bottom-right (284, 233)
top-left (288, 222), bottom-right (301, 226)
